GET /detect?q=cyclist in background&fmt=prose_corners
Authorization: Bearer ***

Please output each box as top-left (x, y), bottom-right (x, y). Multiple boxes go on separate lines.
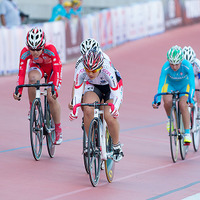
top-left (69, 46), bottom-right (124, 162)
top-left (68, 38), bottom-right (111, 110)
top-left (13, 27), bottom-right (63, 145)
top-left (152, 45), bottom-right (195, 144)
top-left (183, 46), bottom-right (200, 118)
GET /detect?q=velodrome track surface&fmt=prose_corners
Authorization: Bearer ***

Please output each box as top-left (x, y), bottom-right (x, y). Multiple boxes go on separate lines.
top-left (1, 23), bottom-right (200, 200)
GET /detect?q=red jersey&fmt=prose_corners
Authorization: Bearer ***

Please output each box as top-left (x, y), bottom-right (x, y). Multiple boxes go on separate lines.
top-left (17, 43), bottom-right (62, 94)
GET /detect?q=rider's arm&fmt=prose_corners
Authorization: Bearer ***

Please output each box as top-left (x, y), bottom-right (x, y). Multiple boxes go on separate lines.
top-left (187, 62), bottom-right (195, 102)
top-left (72, 66), bottom-right (85, 112)
top-left (156, 62), bottom-right (169, 103)
top-left (49, 45), bottom-right (62, 94)
top-left (17, 47), bottom-right (31, 95)
top-left (103, 63), bottom-right (122, 110)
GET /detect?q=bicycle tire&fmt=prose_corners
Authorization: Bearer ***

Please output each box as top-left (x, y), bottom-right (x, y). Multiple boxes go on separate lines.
top-left (191, 105), bottom-right (200, 152)
top-left (179, 114), bottom-right (189, 160)
top-left (169, 107), bottom-right (179, 163)
top-left (46, 103), bottom-right (56, 158)
top-left (105, 126), bottom-right (115, 183)
top-left (82, 123), bottom-right (89, 174)
top-left (30, 98), bottom-right (43, 161)
top-left (88, 118), bottom-right (101, 187)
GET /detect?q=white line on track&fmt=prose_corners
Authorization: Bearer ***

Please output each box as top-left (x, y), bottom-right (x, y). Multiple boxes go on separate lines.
top-left (45, 154), bottom-right (200, 200)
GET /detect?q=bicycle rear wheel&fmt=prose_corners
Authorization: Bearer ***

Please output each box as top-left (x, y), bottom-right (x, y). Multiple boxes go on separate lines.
top-left (169, 107), bottom-right (179, 163)
top-left (191, 105), bottom-right (200, 152)
top-left (46, 103), bottom-right (56, 158)
top-left (88, 118), bottom-right (101, 187)
top-left (105, 127), bottom-right (115, 183)
top-left (30, 98), bottom-right (43, 161)
top-left (179, 114), bottom-right (189, 160)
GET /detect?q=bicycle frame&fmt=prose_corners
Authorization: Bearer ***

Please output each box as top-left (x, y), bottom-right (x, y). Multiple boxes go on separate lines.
top-left (15, 75), bottom-right (56, 160)
top-left (73, 101), bottom-right (115, 186)
top-left (154, 91), bottom-right (191, 162)
top-left (73, 102), bottom-right (114, 160)
top-left (154, 91), bottom-right (191, 131)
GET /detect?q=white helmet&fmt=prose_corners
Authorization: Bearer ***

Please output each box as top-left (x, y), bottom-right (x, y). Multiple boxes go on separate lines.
top-left (182, 46), bottom-right (196, 64)
top-left (26, 28), bottom-right (46, 49)
top-left (80, 38), bottom-right (99, 55)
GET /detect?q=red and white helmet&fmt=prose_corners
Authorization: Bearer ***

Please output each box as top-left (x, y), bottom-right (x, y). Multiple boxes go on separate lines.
top-left (26, 28), bottom-right (46, 49)
top-left (83, 47), bottom-right (104, 71)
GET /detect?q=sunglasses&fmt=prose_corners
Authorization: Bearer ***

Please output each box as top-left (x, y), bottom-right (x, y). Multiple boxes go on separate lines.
top-left (29, 48), bottom-right (43, 51)
top-left (84, 67), bottom-right (102, 73)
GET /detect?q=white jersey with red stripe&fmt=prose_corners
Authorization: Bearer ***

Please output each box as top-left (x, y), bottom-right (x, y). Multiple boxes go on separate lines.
top-left (73, 57), bottom-right (123, 110)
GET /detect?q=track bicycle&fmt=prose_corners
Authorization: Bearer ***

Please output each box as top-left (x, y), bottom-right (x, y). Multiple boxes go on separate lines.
top-left (73, 101), bottom-right (115, 187)
top-left (154, 91), bottom-right (191, 163)
top-left (189, 89), bottom-right (200, 152)
top-left (15, 74), bottom-right (56, 161)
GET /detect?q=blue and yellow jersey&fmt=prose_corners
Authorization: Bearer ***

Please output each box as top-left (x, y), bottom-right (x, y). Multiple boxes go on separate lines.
top-left (156, 59), bottom-right (195, 103)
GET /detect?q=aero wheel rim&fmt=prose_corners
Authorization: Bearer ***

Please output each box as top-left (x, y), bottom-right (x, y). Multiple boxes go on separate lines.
top-left (105, 127), bottom-right (115, 182)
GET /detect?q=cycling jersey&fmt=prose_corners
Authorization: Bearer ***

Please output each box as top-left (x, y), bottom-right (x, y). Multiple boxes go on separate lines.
top-left (156, 59), bottom-right (195, 103)
top-left (17, 43), bottom-right (62, 94)
top-left (73, 57), bottom-right (123, 110)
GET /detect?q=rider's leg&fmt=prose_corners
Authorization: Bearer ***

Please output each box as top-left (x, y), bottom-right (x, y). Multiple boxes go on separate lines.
top-left (104, 99), bottom-right (120, 145)
top-left (82, 91), bottom-right (100, 136)
top-left (163, 95), bottom-right (172, 117)
top-left (47, 89), bottom-right (61, 124)
top-left (179, 95), bottom-right (191, 143)
top-left (47, 89), bottom-right (62, 144)
top-left (179, 95), bottom-right (190, 130)
top-left (28, 70), bottom-right (42, 105)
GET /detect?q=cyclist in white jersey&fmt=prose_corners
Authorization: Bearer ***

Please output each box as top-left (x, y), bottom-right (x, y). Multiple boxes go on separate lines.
top-left (183, 46), bottom-right (200, 117)
top-left (69, 46), bottom-right (124, 162)
top-left (68, 38), bottom-right (111, 110)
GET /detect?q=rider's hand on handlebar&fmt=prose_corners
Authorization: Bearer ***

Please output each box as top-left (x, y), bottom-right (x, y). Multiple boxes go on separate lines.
top-left (152, 102), bottom-right (160, 109)
top-left (111, 108), bottom-right (119, 118)
top-left (68, 101), bottom-right (73, 110)
top-left (69, 111), bottom-right (78, 121)
top-left (51, 90), bottom-right (58, 100)
top-left (13, 92), bottom-right (21, 101)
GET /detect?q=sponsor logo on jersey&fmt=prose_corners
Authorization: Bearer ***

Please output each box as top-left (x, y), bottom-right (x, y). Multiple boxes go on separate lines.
top-left (102, 69), bottom-right (111, 76)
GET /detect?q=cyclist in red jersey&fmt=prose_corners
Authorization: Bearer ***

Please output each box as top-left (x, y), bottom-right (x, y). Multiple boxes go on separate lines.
top-left (13, 27), bottom-right (63, 145)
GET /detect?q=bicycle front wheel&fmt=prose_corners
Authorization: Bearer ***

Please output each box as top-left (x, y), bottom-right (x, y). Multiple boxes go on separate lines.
top-left (82, 122), bottom-right (89, 174)
top-left (30, 98), bottom-right (43, 161)
top-left (105, 126), bottom-right (115, 183)
top-left (179, 114), bottom-right (189, 160)
top-left (88, 118), bottom-right (101, 187)
top-left (169, 107), bottom-right (179, 163)
top-left (46, 103), bottom-right (56, 158)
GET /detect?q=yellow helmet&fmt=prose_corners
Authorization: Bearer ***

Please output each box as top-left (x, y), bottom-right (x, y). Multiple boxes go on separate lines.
top-left (72, 0), bottom-right (81, 6)
top-left (63, 1), bottom-right (72, 7)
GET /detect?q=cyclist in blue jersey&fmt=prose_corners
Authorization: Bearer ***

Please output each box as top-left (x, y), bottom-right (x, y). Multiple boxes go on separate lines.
top-left (152, 45), bottom-right (195, 144)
